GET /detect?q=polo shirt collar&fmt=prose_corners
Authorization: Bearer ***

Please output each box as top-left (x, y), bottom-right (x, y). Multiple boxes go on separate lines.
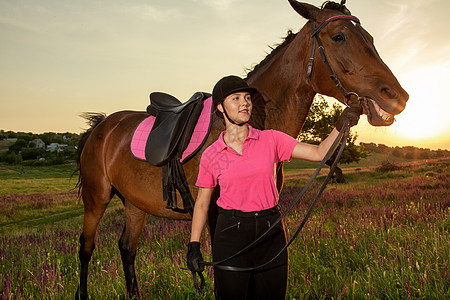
top-left (214, 125), bottom-right (260, 152)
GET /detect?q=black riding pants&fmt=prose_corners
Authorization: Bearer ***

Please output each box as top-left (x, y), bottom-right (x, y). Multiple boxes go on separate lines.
top-left (213, 207), bottom-right (288, 300)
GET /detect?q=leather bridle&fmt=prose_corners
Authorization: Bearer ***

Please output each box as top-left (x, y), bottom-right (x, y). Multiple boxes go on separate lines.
top-left (308, 14), bottom-right (361, 106)
top-left (189, 12), bottom-right (363, 291)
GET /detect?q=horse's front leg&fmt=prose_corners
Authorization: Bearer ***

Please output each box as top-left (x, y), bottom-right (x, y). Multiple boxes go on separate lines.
top-left (119, 200), bottom-right (147, 298)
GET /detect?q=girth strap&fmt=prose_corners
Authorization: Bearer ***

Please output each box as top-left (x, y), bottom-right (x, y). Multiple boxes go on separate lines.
top-left (162, 155), bottom-right (194, 214)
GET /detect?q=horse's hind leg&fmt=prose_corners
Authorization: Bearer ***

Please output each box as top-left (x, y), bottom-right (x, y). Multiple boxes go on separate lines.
top-left (119, 200), bottom-right (147, 298)
top-left (76, 189), bottom-right (110, 300)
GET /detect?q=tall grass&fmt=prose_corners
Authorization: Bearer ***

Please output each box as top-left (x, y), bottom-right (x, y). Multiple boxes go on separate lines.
top-left (281, 169), bottom-right (449, 299)
top-left (0, 158), bottom-right (448, 299)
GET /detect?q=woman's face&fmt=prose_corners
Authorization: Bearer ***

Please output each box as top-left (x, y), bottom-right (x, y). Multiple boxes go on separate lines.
top-left (218, 92), bottom-right (253, 124)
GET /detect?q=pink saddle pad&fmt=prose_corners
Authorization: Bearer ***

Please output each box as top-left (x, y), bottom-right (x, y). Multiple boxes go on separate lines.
top-left (130, 96), bottom-right (212, 164)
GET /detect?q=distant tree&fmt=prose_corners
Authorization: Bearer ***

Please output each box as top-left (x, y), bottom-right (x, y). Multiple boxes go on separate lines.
top-left (300, 95), bottom-right (337, 143)
top-left (360, 142), bottom-right (378, 153)
top-left (392, 147), bottom-right (403, 158)
top-left (46, 151), bottom-right (65, 165)
top-left (21, 148), bottom-right (45, 160)
top-left (436, 149), bottom-right (450, 158)
top-left (419, 150), bottom-right (430, 159)
top-left (377, 144), bottom-right (391, 154)
top-left (299, 95), bottom-right (369, 183)
top-left (405, 151), bottom-right (414, 159)
top-left (40, 132), bottom-right (64, 145)
top-left (5, 152), bottom-right (23, 165)
top-left (9, 138), bottom-right (28, 154)
top-left (61, 133), bottom-right (80, 146)
top-left (6, 131), bottom-right (18, 138)
top-left (15, 132), bottom-right (35, 143)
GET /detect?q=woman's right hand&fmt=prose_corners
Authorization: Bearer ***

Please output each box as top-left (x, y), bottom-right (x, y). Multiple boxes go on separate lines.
top-left (186, 242), bottom-right (204, 272)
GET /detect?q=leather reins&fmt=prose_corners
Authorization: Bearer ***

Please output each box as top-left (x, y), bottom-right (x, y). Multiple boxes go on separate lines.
top-left (190, 13), bottom-right (363, 291)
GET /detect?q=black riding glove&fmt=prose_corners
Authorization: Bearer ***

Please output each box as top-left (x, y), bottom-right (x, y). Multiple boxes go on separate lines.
top-left (186, 242), bottom-right (204, 272)
top-left (335, 102), bottom-right (363, 132)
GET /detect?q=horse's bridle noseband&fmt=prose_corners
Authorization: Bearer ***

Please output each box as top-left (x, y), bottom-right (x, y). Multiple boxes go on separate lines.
top-left (307, 14), bottom-right (361, 106)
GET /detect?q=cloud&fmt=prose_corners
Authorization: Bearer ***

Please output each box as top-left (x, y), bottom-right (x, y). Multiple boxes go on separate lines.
top-left (0, 16), bottom-right (41, 34)
top-left (125, 4), bottom-right (182, 21)
top-left (373, 0), bottom-right (449, 71)
top-left (193, 0), bottom-right (238, 10)
top-left (0, 2), bottom-right (53, 35)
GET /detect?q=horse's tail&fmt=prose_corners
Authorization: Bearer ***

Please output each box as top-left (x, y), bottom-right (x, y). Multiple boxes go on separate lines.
top-left (74, 112), bottom-right (107, 196)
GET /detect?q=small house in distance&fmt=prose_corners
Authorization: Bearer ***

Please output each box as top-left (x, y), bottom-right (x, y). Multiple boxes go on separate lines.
top-left (29, 139), bottom-right (45, 149)
top-left (46, 143), bottom-right (68, 152)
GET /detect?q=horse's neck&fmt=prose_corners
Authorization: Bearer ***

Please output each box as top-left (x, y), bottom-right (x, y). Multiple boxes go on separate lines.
top-left (248, 26), bottom-right (316, 138)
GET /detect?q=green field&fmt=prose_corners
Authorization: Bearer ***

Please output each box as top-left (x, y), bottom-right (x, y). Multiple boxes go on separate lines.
top-left (0, 140), bottom-right (15, 153)
top-left (0, 156), bottom-right (448, 299)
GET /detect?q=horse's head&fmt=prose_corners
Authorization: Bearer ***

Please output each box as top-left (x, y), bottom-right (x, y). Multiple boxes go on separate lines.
top-left (289, 0), bottom-right (409, 126)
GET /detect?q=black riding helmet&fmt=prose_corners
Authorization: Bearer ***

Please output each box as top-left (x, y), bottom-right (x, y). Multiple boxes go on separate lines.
top-left (212, 75), bottom-right (257, 124)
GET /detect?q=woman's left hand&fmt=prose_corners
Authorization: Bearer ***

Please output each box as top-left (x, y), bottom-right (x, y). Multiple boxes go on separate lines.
top-left (186, 242), bottom-right (204, 272)
top-left (335, 102), bottom-right (363, 132)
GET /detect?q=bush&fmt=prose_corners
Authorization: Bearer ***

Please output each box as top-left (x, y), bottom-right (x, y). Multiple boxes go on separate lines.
top-left (21, 148), bottom-right (46, 160)
top-left (376, 160), bottom-right (402, 172)
top-left (8, 139), bottom-right (28, 154)
top-left (45, 152), bottom-right (66, 165)
top-left (3, 152), bottom-right (23, 165)
top-left (419, 150), bottom-right (430, 159)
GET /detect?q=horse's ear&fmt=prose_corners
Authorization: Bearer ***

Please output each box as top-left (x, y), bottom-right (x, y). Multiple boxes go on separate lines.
top-left (288, 0), bottom-right (321, 20)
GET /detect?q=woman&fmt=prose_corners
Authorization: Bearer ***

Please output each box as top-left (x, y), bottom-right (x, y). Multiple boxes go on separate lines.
top-left (187, 75), bottom-right (361, 299)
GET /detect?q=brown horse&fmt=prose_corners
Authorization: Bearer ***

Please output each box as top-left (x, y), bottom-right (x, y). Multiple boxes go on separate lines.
top-left (75, 1), bottom-right (408, 298)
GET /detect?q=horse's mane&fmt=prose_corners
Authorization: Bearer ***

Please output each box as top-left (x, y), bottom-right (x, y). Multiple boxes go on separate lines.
top-left (321, 1), bottom-right (351, 14)
top-left (245, 1), bottom-right (350, 79)
top-left (246, 30), bottom-right (298, 79)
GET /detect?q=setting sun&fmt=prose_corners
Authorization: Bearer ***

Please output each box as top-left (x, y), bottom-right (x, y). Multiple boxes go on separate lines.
top-left (355, 62), bottom-right (450, 150)
top-left (392, 64), bottom-right (450, 145)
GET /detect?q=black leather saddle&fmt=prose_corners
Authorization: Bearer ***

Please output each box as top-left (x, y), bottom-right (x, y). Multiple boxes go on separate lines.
top-left (145, 91), bottom-right (210, 165)
top-left (145, 91), bottom-right (212, 214)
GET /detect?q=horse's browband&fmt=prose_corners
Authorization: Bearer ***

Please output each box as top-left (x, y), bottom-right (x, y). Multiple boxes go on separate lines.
top-left (311, 14), bottom-right (360, 37)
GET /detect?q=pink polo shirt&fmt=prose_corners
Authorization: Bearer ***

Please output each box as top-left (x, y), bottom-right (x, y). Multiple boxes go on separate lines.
top-left (196, 125), bottom-right (298, 212)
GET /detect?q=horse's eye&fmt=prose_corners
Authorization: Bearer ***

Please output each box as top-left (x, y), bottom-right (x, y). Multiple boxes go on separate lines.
top-left (332, 33), bottom-right (346, 42)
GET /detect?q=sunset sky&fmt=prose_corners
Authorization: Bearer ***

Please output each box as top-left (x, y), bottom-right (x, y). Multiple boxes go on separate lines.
top-left (1, 0), bottom-right (449, 150)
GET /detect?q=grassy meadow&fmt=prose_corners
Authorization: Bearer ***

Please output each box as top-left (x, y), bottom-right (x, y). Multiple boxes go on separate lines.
top-left (0, 156), bottom-right (449, 299)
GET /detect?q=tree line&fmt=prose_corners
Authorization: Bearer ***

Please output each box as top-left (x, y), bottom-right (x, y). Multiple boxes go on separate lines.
top-left (0, 130), bottom-right (80, 166)
top-left (360, 142), bottom-right (449, 160)
top-left (299, 95), bottom-right (450, 160)
top-left (1, 100), bottom-right (448, 167)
